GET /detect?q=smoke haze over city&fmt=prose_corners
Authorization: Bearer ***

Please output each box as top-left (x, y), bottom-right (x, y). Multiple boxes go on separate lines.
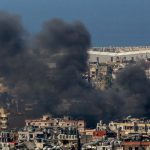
top-left (0, 11), bottom-right (150, 127)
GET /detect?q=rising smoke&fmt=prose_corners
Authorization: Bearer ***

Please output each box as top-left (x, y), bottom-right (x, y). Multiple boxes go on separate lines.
top-left (105, 62), bottom-right (150, 120)
top-left (0, 12), bottom-right (52, 116)
top-left (0, 11), bottom-right (150, 127)
top-left (34, 19), bottom-right (106, 124)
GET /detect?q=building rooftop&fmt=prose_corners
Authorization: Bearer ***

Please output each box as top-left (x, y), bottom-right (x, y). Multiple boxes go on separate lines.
top-left (89, 46), bottom-right (150, 53)
top-left (110, 117), bottom-right (150, 124)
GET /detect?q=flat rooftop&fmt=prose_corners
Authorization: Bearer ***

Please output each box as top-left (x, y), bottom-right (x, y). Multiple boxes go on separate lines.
top-left (89, 46), bottom-right (150, 53)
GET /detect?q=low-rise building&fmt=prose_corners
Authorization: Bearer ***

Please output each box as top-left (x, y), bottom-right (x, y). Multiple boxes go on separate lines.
top-left (122, 141), bottom-right (150, 150)
top-left (25, 115), bottom-right (57, 128)
top-left (109, 117), bottom-right (150, 136)
top-left (58, 117), bottom-right (85, 133)
top-left (88, 46), bottom-right (150, 63)
top-left (25, 115), bottom-right (85, 133)
top-left (122, 134), bottom-right (150, 150)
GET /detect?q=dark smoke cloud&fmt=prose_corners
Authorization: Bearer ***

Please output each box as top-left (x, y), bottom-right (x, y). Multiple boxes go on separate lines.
top-left (0, 14), bottom-right (103, 126)
top-left (34, 19), bottom-right (105, 119)
top-left (0, 12), bottom-right (25, 57)
top-left (104, 62), bottom-right (150, 121)
top-left (0, 11), bottom-right (150, 127)
top-left (0, 12), bottom-right (52, 118)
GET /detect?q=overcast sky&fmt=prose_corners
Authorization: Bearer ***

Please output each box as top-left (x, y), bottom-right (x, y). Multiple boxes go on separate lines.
top-left (0, 0), bottom-right (150, 46)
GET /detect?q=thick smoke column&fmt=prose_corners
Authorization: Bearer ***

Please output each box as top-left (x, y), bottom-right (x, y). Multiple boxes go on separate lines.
top-left (0, 12), bottom-right (25, 56)
top-left (0, 11), bottom-right (150, 127)
top-left (0, 14), bottom-right (103, 125)
top-left (35, 19), bottom-right (90, 73)
top-left (34, 19), bottom-right (104, 118)
top-left (0, 11), bottom-right (27, 98)
top-left (0, 12), bottom-right (52, 118)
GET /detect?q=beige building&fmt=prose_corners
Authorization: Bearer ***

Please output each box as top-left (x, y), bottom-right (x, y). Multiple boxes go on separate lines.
top-left (0, 108), bottom-right (8, 130)
top-left (88, 63), bottom-right (112, 90)
top-left (25, 115), bottom-right (58, 128)
top-left (122, 141), bottom-right (150, 150)
top-left (109, 117), bottom-right (150, 135)
top-left (25, 115), bottom-right (85, 133)
top-left (58, 117), bottom-right (85, 133)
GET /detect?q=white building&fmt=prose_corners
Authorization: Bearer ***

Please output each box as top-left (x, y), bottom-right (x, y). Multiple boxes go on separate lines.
top-left (88, 46), bottom-right (150, 63)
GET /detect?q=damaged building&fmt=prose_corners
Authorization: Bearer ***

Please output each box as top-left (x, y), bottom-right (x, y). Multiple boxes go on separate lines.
top-left (86, 46), bottom-right (150, 90)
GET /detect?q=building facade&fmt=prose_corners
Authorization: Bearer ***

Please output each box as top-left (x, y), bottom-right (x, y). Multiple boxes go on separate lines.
top-left (88, 46), bottom-right (150, 63)
top-left (25, 115), bottom-right (85, 133)
top-left (109, 117), bottom-right (150, 135)
top-left (0, 108), bottom-right (8, 130)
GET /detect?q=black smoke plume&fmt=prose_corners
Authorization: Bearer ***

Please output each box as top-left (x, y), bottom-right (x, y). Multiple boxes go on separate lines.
top-left (34, 19), bottom-right (104, 120)
top-left (0, 11), bottom-right (150, 127)
top-left (104, 62), bottom-right (150, 121)
top-left (0, 13), bottom-right (103, 126)
top-left (0, 12), bottom-right (53, 125)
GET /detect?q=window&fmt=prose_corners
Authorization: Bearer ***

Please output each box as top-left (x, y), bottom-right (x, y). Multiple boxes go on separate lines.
top-left (97, 57), bottom-right (99, 63)
top-left (129, 147), bottom-right (132, 150)
top-left (27, 122), bottom-right (30, 126)
top-left (29, 134), bottom-right (33, 139)
top-left (111, 57), bottom-right (113, 62)
top-left (131, 57), bottom-right (134, 61)
top-left (116, 56), bottom-right (120, 62)
top-left (135, 147), bottom-right (139, 150)
top-left (122, 57), bottom-right (126, 62)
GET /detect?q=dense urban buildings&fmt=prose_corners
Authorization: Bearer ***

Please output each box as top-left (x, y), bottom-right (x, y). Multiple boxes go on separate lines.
top-left (1, 114), bottom-right (150, 149)
top-left (1, 46), bottom-right (150, 149)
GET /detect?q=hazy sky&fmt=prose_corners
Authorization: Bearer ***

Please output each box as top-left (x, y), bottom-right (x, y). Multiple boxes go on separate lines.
top-left (0, 0), bottom-right (150, 46)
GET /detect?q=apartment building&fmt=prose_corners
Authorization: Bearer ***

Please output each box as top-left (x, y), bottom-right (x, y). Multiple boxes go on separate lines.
top-left (25, 115), bottom-right (85, 133)
top-left (109, 117), bottom-right (150, 135)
